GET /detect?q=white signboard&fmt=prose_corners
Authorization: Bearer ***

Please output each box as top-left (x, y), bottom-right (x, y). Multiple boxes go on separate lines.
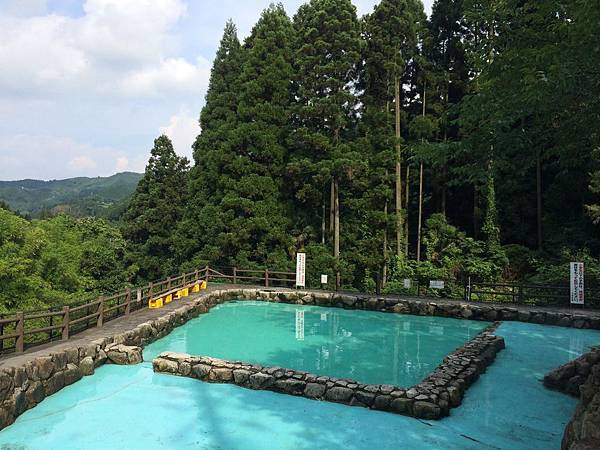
top-left (429, 280), bottom-right (445, 289)
top-left (295, 252), bottom-right (306, 288)
top-left (570, 262), bottom-right (585, 305)
top-left (295, 310), bottom-right (305, 340)
top-left (403, 279), bottom-right (411, 289)
top-left (321, 274), bottom-right (328, 284)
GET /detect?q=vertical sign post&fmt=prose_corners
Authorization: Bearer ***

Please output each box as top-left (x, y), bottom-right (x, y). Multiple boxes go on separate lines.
top-left (570, 262), bottom-right (585, 306)
top-left (296, 252), bottom-right (306, 288)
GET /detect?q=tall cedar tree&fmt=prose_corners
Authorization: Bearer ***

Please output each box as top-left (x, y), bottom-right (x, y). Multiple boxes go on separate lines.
top-left (174, 21), bottom-right (242, 268)
top-left (361, 0), bottom-right (420, 283)
top-left (204, 4), bottom-right (295, 268)
top-left (363, 0), bottom-right (419, 260)
top-left (289, 0), bottom-right (361, 288)
top-left (123, 135), bottom-right (189, 281)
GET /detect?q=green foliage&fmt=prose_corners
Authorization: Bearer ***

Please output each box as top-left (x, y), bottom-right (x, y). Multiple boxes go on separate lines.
top-left (0, 208), bottom-right (132, 313)
top-left (122, 135), bottom-right (189, 282)
top-left (175, 20), bottom-right (243, 268)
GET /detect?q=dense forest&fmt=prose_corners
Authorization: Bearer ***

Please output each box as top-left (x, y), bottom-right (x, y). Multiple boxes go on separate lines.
top-left (0, 172), bottom-right (141, 219)
top-left (1, 0), bottom-right (598, 311)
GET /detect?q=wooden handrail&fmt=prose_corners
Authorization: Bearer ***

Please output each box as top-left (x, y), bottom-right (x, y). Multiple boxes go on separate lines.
top-left (0, 265), bottom-right (301, 354)
top-left (25, 310), bottom-right (64, 320)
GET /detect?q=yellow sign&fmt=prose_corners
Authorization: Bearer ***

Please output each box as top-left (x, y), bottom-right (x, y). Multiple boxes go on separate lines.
top-left (149, 298), bottom-right (164, 309)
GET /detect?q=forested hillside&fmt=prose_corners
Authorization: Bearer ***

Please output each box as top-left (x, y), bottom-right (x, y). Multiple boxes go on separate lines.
top-left (1, 0), bottom-right (598, 313)
top-left (123, 0), bottom-right (600, 292)
top-left (0, 172), bottom-right (142, 219)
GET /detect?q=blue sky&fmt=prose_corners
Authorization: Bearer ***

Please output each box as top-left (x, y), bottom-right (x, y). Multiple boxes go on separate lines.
top-left (0, 0), bottom-right (433, 180)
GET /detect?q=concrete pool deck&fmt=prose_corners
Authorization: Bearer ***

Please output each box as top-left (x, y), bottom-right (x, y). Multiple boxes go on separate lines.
top-left (0, 284), bottom-right (599, 445)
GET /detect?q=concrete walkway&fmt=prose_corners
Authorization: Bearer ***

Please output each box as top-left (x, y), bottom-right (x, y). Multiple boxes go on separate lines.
top-left (0, 283), bottom-right (237, 369)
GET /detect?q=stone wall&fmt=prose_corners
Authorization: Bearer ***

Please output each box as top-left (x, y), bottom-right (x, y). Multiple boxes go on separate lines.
top-left (1, 287), bottom-right (598, 432)
top-left (544, 346), bottom-right (600, 396)
top-left (545, 347), bottom-right (600, 449)
top-left (232, 289), bottom-right (599, 329)
top-left (153, 322), bottom-right (504, 420)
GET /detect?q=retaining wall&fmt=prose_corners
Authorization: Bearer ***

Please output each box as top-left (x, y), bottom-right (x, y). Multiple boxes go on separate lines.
top-left (153, 321), bottom-right (504, 420)
top-left (1, 287), bottom-right (599, 431)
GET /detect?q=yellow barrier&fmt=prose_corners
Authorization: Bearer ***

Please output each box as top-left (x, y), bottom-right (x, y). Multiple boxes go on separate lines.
top-left (201, 280), bottom-right (207, 290)
top-left (164, 294), bottom-right (173, 304)
top-left (175, 288), bottom-right (189, 299)
top-left (192, 283), bottom-right (200, 293)
top-left (149, 298), bottom-right (164, 309)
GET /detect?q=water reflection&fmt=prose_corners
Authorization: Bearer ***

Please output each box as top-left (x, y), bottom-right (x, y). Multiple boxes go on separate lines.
top-left (145, 302), bottom-right (490, 386)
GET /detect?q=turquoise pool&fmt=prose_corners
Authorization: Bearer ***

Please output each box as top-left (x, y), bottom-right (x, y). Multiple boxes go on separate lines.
top-left (0, 310), bottom-right (598, 448)
top-left (144, 301), bottom-right (490, 386)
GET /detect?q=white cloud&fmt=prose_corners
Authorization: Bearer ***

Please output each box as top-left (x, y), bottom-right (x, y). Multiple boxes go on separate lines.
top-left (121, 57), bottom-right (210, 97)
top-left (0, 0), bottom-right (200, 99)
top-left (69, 155), bottom-right (97, 170)
top-left (0, 134), bottom-right (132, 180)
top-left (159, 109), bottom-right (199, 160)
top-left (116, 156), bottom-right (129, 171)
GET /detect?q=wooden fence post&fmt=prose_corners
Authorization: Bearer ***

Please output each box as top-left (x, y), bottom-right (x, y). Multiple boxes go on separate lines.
top-left (125, 288), bottom-right (131, 316)
top-left (97, 297), bottom-right (104, 327)
top-left (195, 269), bottom-right (199, 281)
top-left (183, 273), bottom-right (187, 287)
top-left (167, 277), bottom-right (172, 290)
top-left (62, 306), bottom-right (70, 340)
top-left (233, 267), bottom-right (237, 284)
top-left (265, 269), bottom-right (269, 287)
top-left (137, 288), bottom-right (142, 308)
top-left (15, 312), bottom-right (24, 353)
top-left (148, 282), bottom-right (153, 302)
top-left (205, 266), bottom-right (210, 282)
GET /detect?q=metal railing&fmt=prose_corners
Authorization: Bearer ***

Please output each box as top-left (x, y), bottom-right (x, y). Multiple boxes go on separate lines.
top-left (467, 280), bottom-right (600, 309)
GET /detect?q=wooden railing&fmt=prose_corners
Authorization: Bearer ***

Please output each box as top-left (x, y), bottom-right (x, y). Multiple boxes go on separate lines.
top-left (205, 266), bottom-right (295, 287)
top-left (0, 265), bottom-right (296, 356)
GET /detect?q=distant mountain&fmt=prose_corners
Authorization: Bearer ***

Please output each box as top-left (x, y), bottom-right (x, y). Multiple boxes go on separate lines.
top-left (0, 172), bottom-right (143, 219)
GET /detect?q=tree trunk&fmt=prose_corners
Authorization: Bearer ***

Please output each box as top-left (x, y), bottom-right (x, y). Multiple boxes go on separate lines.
top-left (441, 164), bottom-right (447, 217)
top-left (417, 162), bottom-right (424, 262)
top-left (329, 177), bottom-right (335, 238)
top-left (442, 124), bottom-right (448, 217)
top-left (405, 164), bottom-right (410, 257)
top-left (395, 77), bottom-right (403, 258)
top-left (536, 148), bottom-right (543, 250)
top-left (334, 178), bottom-right (340, 289)
top-left (383, 168), bottom-right (389, 286)
top-left (473, 186), bottom-right (479, 239)
top-left (383, 196), bottom-right (388, 286)
top-left (321, 199), bottom-right (326, 245)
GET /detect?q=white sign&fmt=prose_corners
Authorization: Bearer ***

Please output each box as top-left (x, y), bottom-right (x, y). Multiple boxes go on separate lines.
top-left (403, 279), bottom-right (411, 289)
top-left (429, 280), bottom-right (445, 289)
top-left (321, 274), bottom-right (328, 284)
top-left (295, 310), bottom-right (305, 340)
top-left (570, 262), bottom-right (585, 305)
top-left (295, 252), bottom-right (306, 288)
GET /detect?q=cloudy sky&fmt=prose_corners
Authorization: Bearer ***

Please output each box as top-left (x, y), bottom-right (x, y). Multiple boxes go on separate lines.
top-left (0, 0), bottom-right (433, 181)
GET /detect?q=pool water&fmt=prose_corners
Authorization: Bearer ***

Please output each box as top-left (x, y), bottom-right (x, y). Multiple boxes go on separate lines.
top-left (0, 317), bottom-right (598, 448)
top-left (144, 301), bottom-right (490, 386)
